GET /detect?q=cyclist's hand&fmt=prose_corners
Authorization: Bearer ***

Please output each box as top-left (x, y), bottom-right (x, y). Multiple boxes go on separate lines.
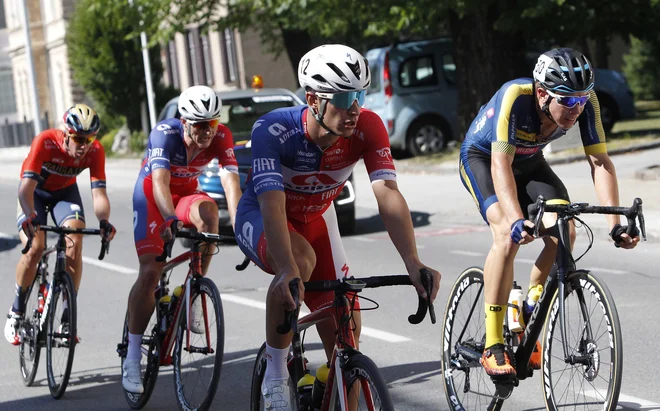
top-left (407, 263), bottom-right (441, 304)
top-left (511, 219), bottom-right (535, 245)
top-left (159, 217), bottom-right (183, 242)
top-left (610, 224), bottom-right (640, 249)
top-left (21, 212), bottom-right (40, 239)
top-left (272, 270), bottom-right (303, 311)
top-left (99, 219), bottom-right (116, 241)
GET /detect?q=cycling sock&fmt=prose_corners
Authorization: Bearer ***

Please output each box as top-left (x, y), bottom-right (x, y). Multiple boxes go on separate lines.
top-left (127, 333), bottom-right (143, 362)
top-left (264, 343), bottom-right (290, 381)
top-left (485, 303), bottom-right (506, 348)
top-left (11, 283), bottom-right (28, 314)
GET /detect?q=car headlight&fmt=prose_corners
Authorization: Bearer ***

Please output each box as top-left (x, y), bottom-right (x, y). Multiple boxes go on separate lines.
top-left (336, 181), bottom-right (355, 206)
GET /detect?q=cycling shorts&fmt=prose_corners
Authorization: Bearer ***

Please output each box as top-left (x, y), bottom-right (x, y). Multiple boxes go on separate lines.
top-left (16, 183), bottom-right (85, 230)
top-left (133, 177), bottom-right (213, 257)
top-left (459, 147), bottom-right (570, 222)
top-left (235, 201), bottom-right (357, 313)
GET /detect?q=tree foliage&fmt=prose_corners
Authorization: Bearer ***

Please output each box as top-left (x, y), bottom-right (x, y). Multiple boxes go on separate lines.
top-left (623, 36), bottom-right (660, 101)
top-left (67, 0), bottom-right (177, 132)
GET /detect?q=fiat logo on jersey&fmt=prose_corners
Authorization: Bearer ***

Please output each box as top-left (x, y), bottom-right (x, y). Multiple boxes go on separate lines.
top-left (289, 173), bottom-right (340, 191)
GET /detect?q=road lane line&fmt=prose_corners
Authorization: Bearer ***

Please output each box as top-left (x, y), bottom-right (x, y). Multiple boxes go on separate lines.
top-left (222, 294), bottom-right (411, 343)
top-left (81, 256), bottom-right (138, 275)
top-left (583, 390), bottom-right (660, 409)
top-left (351, 237), bottom-right (375, 242)
top-left (451, 250), bottom-right (482, 257)
top-left (585, 267), bottom-right (628, 275)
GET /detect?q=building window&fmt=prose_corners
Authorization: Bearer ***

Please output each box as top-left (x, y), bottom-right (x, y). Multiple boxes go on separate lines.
top-left (221, 28), bottom-right (238, 84)
top-left (167, 40), bottom-right (179, 89)
top-left (0, 67), bottom-right (17, 114)
top-left (201, 33), bottom-right (213, 85)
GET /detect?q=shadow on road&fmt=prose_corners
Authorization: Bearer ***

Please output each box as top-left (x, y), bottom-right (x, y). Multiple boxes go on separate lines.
top-left (347, 211), bottom-right (432, 237)
top-left (0, 234), bottom-right (21, 253)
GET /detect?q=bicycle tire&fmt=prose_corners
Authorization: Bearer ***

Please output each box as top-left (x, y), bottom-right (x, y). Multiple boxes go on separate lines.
top-left (542, 270), bottom-right (623, 411)
top-left (46, 271), bottom-right (77, 399)
top-left (172, 277), bottom-right (224, 411)
top-left (330, 353), bottom-right (394, 411)
top-left (120, 312), bottom-right (161, 410)
top-left (250, 342), bottom-right (300, 411)
top-left (441, 267), bottom-right (505, 411)
top-left (19, 267), bottom-right (44, 386)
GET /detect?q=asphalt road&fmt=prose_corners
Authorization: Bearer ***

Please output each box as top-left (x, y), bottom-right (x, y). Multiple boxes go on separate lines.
top-left (0, 154), bottom-right (658, 411)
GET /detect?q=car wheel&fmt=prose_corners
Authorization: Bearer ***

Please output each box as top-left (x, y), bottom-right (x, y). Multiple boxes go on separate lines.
top-left (406, 119), bottom-right (451, 156)
top-left (179, 237), bottom-right (194, 249)
top-left (338, 207), bottom-right (356, 235)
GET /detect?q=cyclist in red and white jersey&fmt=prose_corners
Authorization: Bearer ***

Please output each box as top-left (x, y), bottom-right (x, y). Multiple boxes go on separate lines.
top-left (234, 44), bottom-right (442, 410)
top-left (5, 104), bottom-right (116, 345)
top-left (123, 85), bottom-right (242, 393)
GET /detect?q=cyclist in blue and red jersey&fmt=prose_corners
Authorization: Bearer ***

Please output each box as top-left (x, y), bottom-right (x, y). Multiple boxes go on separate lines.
top-left (5, 104), bottom-right (116, 345)
top-left (234, 44), bottom-right (442, 410)
top-left (123, 85), bottom-right (242, 393)
top-left (459, 48), bottom-right (640, 378)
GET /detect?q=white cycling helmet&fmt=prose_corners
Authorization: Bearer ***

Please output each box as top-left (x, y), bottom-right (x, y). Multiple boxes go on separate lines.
top-left (298, 44), bottom-right (371, 93)
top-left (178, 85), bottom-right (222, 121)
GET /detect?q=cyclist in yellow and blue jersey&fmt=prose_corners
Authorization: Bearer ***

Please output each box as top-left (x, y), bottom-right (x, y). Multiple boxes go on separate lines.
top-left (459, 48), bottom-right (640, 378)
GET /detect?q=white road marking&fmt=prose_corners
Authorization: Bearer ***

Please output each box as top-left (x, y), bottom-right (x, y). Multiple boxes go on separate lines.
top-left (585, 267), bottom-right (628, 275)
top-left (223, 294), bottom-right (410, 343)
top-left (583, 390), bottom-right (660, 410)
top-left (81, 256), bottom-right (138, 275)
top-left (351, 237), bottom-right (375, 242)
top-left (451, 250), bottom-right (482, 257)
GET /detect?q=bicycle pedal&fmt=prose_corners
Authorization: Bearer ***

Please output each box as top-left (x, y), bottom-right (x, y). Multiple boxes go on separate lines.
top-left (492, 377), bottom-right (518, 399)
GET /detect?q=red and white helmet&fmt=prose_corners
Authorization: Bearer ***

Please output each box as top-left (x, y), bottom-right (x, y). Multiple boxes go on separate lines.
top-left (298, 44), bottom-right (371, 93)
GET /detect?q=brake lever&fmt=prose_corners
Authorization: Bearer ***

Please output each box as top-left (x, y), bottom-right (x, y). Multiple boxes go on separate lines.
top-left (408, 268), bottom-right (436, 325)
top-left (21, 235), bottom-right (33, 255)
top-left (98, 238), bottom-right (108, 260)
top-left (276, 278), bottom-right (300, 335)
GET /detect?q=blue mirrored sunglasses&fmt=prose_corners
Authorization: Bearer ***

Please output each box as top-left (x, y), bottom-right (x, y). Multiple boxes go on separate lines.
top-left (324, 90), bottom-right (367, 110)
top-left (546, 89), bottom-right (589, 108)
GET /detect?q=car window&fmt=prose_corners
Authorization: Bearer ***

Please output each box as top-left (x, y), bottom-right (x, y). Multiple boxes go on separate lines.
top-left (442, 53), bottom-right (456, 85)
top-left (220, 95), bottom-right (297, 138)
top-left (368, 62), bottom-right (380, 94)
top-left (399, 55), bottom-right (438, 88)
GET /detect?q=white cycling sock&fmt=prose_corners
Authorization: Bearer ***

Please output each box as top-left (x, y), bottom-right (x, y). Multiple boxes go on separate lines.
top-left (126, 333), bottom-right (143, 362)
top-left (263, 343), bottom-right (290, 381)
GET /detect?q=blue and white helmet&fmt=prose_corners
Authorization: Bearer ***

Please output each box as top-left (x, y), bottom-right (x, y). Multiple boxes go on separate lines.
top-left (298, 44), bottom-right (371, 93)
top-left (533, 48), bottom-right (595, 93)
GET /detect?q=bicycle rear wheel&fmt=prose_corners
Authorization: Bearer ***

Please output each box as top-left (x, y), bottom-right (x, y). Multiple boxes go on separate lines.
top-left (441, 267), bottom-right (505, 411)
top-left (329, 354), bottom-right (394, 411)
top-left (250, 342), bottom-right (299, 411)
top-left (120, 312), bottom-right (160, 409)
top-left (19, 268), bottom-right (44, 386)
top-left (542, 270), bottom-right (623, 411)
top-left (172, 277), bottom-right (224, 411)
top-left (46, 271), bottom-right (77, 399)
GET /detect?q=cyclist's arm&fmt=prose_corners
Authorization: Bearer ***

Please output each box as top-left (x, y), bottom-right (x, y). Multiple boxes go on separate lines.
top-left (215, 126), bottom-right (242, 229)
top-left (89, 142), bottom-right (110, 221)
top-left (258, 190), bottom-right (299, 278)
top-left (18, 178), bottom-right (38, 217)
top-left (91, 187), bottom-right (111, 221)
top-left (587, 151), bottom-right (621, 229)
top-left (19, 133), bottom-right (48, 217)
top-left (491, 151), bottom-right (524, 223)
top-left (220, 172), bottom-right (241, 229)
top-left (152, 168), bottom-right (177, 219)
top-left (372, 179), bottom-right (421, 268)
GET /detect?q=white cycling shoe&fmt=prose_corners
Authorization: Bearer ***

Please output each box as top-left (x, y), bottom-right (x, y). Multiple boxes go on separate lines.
top-left (261, 377), bottom-right (294, 411)
top-left (122, 358), bottom-right (144, 394)
top-left (5, 310), bottom-right (22, 346)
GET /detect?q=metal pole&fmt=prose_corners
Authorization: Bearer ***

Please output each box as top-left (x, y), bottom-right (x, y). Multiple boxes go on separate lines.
top-left (129, 0), bottom-right (157, 129)
top-left (19, 0), bottom-right (42, 135)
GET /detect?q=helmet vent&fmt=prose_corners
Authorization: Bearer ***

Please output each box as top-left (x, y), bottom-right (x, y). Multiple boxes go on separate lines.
top-left (326, 63), bottom-right (350, 83)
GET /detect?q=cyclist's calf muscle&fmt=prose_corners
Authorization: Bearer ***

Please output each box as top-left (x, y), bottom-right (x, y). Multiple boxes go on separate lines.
top-left (128, 255), bottom-right (165, 334)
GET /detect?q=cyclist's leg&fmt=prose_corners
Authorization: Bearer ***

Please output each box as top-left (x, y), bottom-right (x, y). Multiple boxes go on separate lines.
top-left (298, 203), bottom-right (360, 359)
top-left (51, 184), bottom-right (86, 291)
top-left (176, 192), bottom-right (218, 275)
top-left (460, 148), bottom-right (517, 375)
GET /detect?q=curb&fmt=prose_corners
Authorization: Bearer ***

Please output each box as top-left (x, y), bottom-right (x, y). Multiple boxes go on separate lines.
top-left (545, 140), bottom-right (660, 166)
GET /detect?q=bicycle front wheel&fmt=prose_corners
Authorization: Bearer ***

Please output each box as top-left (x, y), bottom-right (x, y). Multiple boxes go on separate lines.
top-left (46, 271), bottom-right (77, 399)
top-left (441, 267), bottom-right (505, 411)
top-left (542, 270), bottom-right (623, 411)
top-left (19, 269), bottom-right (44, 386)
top-left (328, 354), bottom-right (394, 411)
top-left (120, 312), bottom-right (161, 409)
top-left (173, 277), bottom-right (224, 411)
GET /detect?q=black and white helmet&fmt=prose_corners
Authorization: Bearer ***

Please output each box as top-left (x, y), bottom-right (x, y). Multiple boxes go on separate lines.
top-left (178, 85), bottom-right (222, 121)
top-left (298, 44), bottom-right (370, 93)
top-left (533, 48), bottom-right (595, 93)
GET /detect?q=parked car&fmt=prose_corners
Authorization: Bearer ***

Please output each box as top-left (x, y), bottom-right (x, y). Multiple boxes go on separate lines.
top-left (157, 87), bottom-right (357, 236)
top-left (364, 38), bottom-right (635, 156)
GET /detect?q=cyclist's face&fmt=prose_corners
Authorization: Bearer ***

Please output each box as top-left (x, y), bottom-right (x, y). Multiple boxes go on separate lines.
top-left (182, 118), bottom-right (219, 149)
top-left (539, 88), bottom-right (589, 129)
top-left (307, 93), bottom-right (360, 138)
top-left (66, 132), bottom-right (93, 159)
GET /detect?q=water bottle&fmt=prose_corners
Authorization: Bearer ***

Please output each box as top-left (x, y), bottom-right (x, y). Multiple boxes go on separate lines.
top-left (159, 294), bottom-right (171, 333)
top-left (37, 283), bottom-right (49, 313)
top-left (507, 282), bottom-right (524, 333)
top-left (311, 363), bottom-right (330, 410)
top-left (297, 370), bottom-right (315, 408)
top-left (522, 284), bottom-right (544, 327)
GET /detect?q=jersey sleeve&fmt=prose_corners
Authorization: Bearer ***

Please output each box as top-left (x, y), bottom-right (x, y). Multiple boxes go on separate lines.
top-left (213, 125), bottom-right (239, 175)
top-left (360, 111), bottom-right (397, 182)
top-left (21, 132), bottom-right (49, 183)
top-left (250, 116), bottom-right (284, 195)
top-left (578, 90), bottom-right (607, 156)
top-left (89, 142), bottom-right (107, 189)
top-left (491, 83), bottom-right (533, 156)
top-left (146, 122), bottom-right (177, 172)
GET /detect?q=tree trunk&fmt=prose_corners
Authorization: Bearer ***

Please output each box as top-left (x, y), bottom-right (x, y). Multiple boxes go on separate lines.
top-left (449, 4), bottom-right (528, 139)
top-left (280, 28), bottom-right (313, 83)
